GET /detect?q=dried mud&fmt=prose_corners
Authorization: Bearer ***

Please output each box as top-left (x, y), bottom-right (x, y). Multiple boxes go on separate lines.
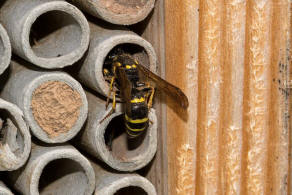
top-left (31, 81), bottom-right (82, 138)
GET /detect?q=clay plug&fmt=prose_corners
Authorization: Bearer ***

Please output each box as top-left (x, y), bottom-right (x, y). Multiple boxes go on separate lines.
top-left (1, 60), bottom-right (88, 143)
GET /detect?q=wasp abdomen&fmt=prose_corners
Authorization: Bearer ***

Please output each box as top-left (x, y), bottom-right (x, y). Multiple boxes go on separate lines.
top-left (125, 99), bottom-right (149, 138)
top-left (125, 114), bottom-right (149, 138)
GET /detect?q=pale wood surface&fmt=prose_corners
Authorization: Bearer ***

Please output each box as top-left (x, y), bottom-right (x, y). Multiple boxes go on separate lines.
top-left (165, 0), bottom-right (198, 195)
top-left (163, 0), bottom-right (291, 194)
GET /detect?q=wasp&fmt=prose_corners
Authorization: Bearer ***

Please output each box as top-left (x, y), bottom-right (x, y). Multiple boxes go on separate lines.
top-left (102, 49), bottom-right (189, 139)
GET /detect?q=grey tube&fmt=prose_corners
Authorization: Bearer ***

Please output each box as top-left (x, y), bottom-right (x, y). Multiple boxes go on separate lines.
top-left (0, 99), bottom-right (31, 171)
top-left (0, 24), bottom-right (11, 75)
top-left (7, 144), bottom-right (95, 195)
top-left (77, 23), bottom-right (157, 97)
top-left (91, 161), bottom-right (157, 194)
top-left (68, 0), bottom-right (155, 25)
top-left (75, 92), bottom-right (157, 172)
top-left (0, 181), bottom-right (13, 195)
top-left (1, 61), bottom-right (88, 143)
top-left (0, 0), bottom-right (90, 69)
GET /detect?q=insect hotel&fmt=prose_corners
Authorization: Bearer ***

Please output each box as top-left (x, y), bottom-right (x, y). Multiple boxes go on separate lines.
top-left (0, 0), bottom-right (291, 195)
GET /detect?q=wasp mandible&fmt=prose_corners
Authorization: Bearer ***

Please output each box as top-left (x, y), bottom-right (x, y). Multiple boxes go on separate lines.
top-left (102, 49), bottom-right (189, 139)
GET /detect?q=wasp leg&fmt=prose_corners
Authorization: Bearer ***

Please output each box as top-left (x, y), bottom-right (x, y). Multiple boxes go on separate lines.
top-left (100, 91), bottom-right (117, 124)
top-left (106, 76), bottom-right (116, 109)
top-left (147, 86), bottom-right (155, 109)
top-left (142, 82), bottom-right (155, 109)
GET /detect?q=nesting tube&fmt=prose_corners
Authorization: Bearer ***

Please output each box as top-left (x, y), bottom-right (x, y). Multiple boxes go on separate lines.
top-left (1, 61), bottom-right (88, 143)
top-left (91, 161), bottom-right (157, 195)
top-left (68, 0), bottom-right (155, 25)
top-left (0, 181), bottom-right (13, 195)
top-left (0, 99), bottom-right (31, 171)
top-left (77, 23), bottom-right (157, 97)
top-left (8, 144), bottom-right (95, 195)
top-left (75, 92), bottom-right (157, 172)
top-left (0, 0), bottom-right (90, 69)
top-left (0, 24), bottom-right (11, 75)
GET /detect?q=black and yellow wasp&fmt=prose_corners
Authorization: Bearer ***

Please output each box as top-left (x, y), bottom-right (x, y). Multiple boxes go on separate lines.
top-left (103, 49), bottom-right (189, 139)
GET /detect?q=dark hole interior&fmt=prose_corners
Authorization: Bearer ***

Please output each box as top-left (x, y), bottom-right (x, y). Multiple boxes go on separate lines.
top-left (104, 115), bottom-right (148, 161)
top-left (0, 109), bottom-right (24, 157)
top-left (114, 186), bottom-right (148, 195)
top-left (29, 10), bottom-right (82, 58)
top-left (39, 159), bottom-right (88, 195)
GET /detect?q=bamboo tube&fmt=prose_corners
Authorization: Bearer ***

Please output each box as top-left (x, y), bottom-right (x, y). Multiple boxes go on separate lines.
top-left (91, 161), bottom-right (156, 194)
top-left (0, 181), bottom-right (13, 195)
top-left (8, 144), bottom-right (95, 195)
top-left (0, 0), bottom-right (90, 69)
top-left (77, 22), bottom-right (157, 98)
top-left (0, 99), bottom-right (31, 171)
top-left (1, 60), bottom-right (88, 143)
top-left (0, 24), bottom-right (11, 75)
top-left (68, 0), bottom-right (155, 25)
top-left (74, 91), bottom-right (157, 172)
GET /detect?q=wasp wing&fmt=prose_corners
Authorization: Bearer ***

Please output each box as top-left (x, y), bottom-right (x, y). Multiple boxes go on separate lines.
top-left (116, 66), bottom-right (132, 111)
top-left (137, 64), bottom-right (189, 109)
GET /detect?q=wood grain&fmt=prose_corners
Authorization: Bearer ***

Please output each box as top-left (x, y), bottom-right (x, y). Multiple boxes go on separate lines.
top-left (150, 0), bottom-right (291, 194)
top-left (268, 1), bottom-right (290, 194)
top-left (221, 0), bottom-right (246, 194)
top-left (195, 0), bottom-right (224, 194)
top-left (165, 0), bottom-right (198, 194)
top-left (139, 0), bottom-right (168, 194)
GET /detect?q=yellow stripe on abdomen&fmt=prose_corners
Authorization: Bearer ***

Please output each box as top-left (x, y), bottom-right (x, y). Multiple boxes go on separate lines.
top-left (125, 123), bottom-right (146, 132)
top-left (125, 114), bottom-right (148, 124)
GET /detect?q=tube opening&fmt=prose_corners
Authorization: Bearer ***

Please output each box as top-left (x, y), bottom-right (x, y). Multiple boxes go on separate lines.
top-left (103, 43), bottom-right (150, 86)
top-left (38, 159), bottom-right (88, 195)
top-left (0, 109), bottom-right (24, 157)
top-left (104, 115), bottom-right (150, 161)
top-left (99, 0), bottom-right (148, 15)
top-left (114, 186), bottom-right (147, 195)
top-left (29, 10), bottom-right (82, 59)
top-left (31, 81), bottom-right (82, 138)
